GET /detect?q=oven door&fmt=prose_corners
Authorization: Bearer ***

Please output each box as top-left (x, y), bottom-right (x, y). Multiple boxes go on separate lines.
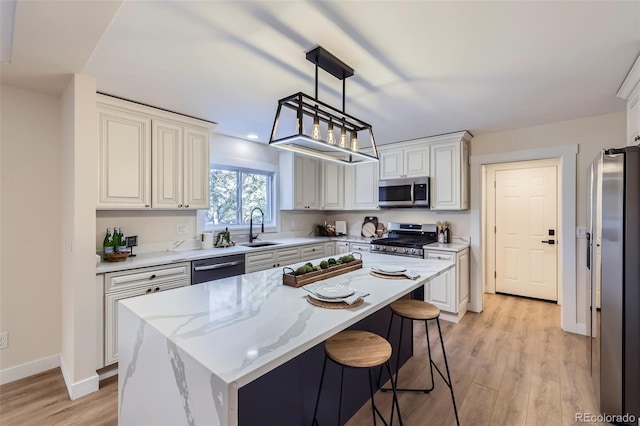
top-left (378, 178), bottom-right (414, 207)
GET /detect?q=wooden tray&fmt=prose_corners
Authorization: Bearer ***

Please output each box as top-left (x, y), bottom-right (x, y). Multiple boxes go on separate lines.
top-left (283, 256), bottom-right (363, 288)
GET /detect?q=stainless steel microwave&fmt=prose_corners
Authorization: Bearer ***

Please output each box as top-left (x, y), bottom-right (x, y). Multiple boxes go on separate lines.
top-left (378, 177), bottom-right (430, 207)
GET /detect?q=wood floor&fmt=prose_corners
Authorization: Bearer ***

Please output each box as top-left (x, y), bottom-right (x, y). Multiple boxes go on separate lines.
top-left (0, 293), bottom-right (600, 426)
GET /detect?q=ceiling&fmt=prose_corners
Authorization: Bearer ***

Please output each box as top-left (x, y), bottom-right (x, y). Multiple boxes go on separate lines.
top-left (2, 1), bottom-right (640, 146)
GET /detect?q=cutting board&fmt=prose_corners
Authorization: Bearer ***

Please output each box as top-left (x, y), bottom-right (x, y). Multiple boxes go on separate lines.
top-left (361, 216), bottom-right (378, 237)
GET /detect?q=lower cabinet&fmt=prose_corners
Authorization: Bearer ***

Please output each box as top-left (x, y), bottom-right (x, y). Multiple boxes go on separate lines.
top-left (349, 242), bottom-right (371, 253)
top-left (336, 241), bottom-right (350, 255)
top-left (102, 262), bottom-right (190, 367)
top-left (324, 241), bottom-right (336, 257)
top-left (245, 243), bottom-right (328, 273)
top-left (424, 248), bottom-right (469, 322)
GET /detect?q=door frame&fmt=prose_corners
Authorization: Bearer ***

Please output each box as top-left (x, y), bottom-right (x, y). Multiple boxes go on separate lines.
top-left (470, 144), bottom-right (582, 335)
top-left (485, 159), bottom-right (561, 301)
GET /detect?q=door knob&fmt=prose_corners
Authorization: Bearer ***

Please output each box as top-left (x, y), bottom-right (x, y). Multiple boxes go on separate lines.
top-left (541, 240), bottom-right (556, 245)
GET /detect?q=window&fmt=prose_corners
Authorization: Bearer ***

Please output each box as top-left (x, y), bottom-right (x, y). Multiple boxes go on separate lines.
top-left (206, 166), bottom-right (274, 227)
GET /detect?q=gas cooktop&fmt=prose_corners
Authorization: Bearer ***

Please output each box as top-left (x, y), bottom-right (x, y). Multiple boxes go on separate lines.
top-left (370, 222), bottom-right (438, 258)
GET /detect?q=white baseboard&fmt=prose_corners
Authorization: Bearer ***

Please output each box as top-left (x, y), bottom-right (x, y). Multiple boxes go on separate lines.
top-left (59, 357), bottom-right (99, 400)
top-left (0, 354), bottom-right (60, 385)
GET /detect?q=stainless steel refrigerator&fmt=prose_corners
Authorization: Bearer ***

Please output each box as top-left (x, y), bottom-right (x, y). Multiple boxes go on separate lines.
top-left (588, 146), bottom-right (640, 423)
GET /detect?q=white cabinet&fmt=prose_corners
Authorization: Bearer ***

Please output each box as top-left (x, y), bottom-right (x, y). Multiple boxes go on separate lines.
top-left (323, 162), bottom-right (345, 210)
top-left (97, 94), bottom-right (213, 210)
top-left (152, 120), bottom-right (210, 209)
top-left (617, 54), bottom-right (640, 146)
top-left (345, 161), bottom-right (379, 210)
top-left (324, 241), bottom-right (336, 257)
top-left (103, 262), bottom-right (190, 366)
top-left (336, 241), bottom-right (350, 254)
top-left (424, 247), bottom-right (469, 323)
top-left (300, 243), bottom-right (326, 262)
top-left (245, 246), bottom-right (301, 273)
top-left (280, 153), bottom-right (322, 210)
top-left (429, 132), bottom-right (471, 210)
top-left (349, 242), bottom-right (370, 253)
top-left (379, 143), bottom-right (430, 180)
top-left (97, 106), bottom-right (152, 209)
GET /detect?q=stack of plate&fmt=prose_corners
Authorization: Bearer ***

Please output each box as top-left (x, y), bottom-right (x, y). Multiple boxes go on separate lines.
top-left (306, 283), bottom-right (355, 303)
top-left (370, 265), bottom-right (407, 276)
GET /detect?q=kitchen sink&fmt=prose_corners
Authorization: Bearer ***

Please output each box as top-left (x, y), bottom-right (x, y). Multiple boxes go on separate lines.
top-left (239, 241), bottom-right (281, 248)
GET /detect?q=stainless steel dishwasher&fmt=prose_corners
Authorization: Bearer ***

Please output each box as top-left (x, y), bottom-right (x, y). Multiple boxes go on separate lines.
top-left (191, 253), bottom-right (246, 284)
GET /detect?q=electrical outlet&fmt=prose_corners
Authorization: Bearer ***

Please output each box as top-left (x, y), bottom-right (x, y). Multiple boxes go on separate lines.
top-left (176, 224), bottom-right (187, 235)
top-left (576, 226), bottom-right (587, 238)
top-left (0, 332), bottom-right (8, 349)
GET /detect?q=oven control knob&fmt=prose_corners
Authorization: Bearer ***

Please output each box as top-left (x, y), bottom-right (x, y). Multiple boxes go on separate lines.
top-left (402, 248), bottom-right (408, 253)
top-left (381, 246), bottom-right (386, 251)
top-left (410, 249), bottom-right (417, 255)
top-left (391, 247), bottom-right (397, 252)
top-left (372, 245), bottom-right (378, 251)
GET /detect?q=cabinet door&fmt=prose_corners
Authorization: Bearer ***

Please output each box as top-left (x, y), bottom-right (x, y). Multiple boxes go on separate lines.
top-left (105, 282), bottom-right (186, 366)
top-left (460, 140), bottom-right (469, 209)
top-left (379, 149), bottom-right (404, 179)
top-left (323, 162), bottom-right (344, 209)
top-left (293, 155), bottom-right (306, 210)
top-left (152, 120), bottom-right (183, 208)
top-left (183, 126), bottom-right (210, 209)
top-left (430, 141), bottom-right (461, 210)
top-left (350, 243), bottom-right (370, 253)
top-left (458, 249), bottom-right (470, 311)
top-left (300, 244), bottom-right (325, 261)
top-left (324, 242), bottom-right (336, 257)
top-left (404, 145), bottom-right (430, 177)
top-left (98, 108), bottom-right (151, 209)
top-left (426, 267), bottom-right (456, 313)
top-left (303, 157), bottom-right (322, 209)
top-left (336, 242), bottom-right (350, 254)
top-left (349, 162), bottom-right (379, 210)
top-left (628, 90), bottom-right (640, 146)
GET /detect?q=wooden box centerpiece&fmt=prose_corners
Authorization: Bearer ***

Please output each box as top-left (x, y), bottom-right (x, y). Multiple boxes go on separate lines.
top-left (283, 252), bottom-right (363, 288)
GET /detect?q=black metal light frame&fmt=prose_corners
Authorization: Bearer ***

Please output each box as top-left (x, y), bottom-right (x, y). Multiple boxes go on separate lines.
top-left (268, 46), bottom-right (378, 164)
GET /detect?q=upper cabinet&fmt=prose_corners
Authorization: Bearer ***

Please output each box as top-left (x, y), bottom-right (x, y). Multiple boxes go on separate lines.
top-left (279, 152), bottom-right (322, 210)
top-left (97, 107), bottom-right (152, 209)
top-left (97, 95), bottom-right (213, 210)
top-left (345, 161), bottom-right (379, 210)
top-left (429, 132), bottom-right (471, 210)
top-left (617, 53), bottom-right (640, 147)
top-left (152, 121), bottom-right (210, 209)
top-left (323, 161), bottom-right (345, 210)
top-left (378, 142), bottom-right (429, 180)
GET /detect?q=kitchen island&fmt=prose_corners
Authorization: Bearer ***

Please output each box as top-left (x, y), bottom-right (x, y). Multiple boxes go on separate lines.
top-left (118, 253), bottom-right (454, 425)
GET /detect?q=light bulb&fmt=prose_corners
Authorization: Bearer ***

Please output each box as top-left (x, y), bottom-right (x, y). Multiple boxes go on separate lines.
top-left (327, 120), bottom-right (336, 145)
top-left (295, 116), bottom-right (303, 135)
top-left (339, 126), bottom-right (347, 148)
top-left (350, 131), bottom-right (358, 151)
top-left (311, 114), bottom-right (321, 140)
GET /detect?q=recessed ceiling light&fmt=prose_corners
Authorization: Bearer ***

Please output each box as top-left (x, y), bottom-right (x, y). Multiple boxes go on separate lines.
top-left (247, 134), bottom-right (259, 140)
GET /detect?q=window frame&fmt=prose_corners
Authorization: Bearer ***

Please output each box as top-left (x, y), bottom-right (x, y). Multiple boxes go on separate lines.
top-left (203, 162), bottom-right (279, 234)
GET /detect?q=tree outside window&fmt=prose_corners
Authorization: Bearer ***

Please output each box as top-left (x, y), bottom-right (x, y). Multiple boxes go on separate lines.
top-left (206, 166), bottom-right (273, 226)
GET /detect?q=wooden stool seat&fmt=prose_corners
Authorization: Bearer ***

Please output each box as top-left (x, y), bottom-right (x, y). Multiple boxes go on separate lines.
top-left (390, 299), bottom-right (440, 320)
top-left (326, 330), bottom-right (392, 368)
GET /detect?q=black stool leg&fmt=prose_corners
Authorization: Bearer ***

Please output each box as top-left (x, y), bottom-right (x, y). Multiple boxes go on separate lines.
top-left (385, 361), bottom-right (403, 426)
top-left (377, 312), bottom-right (395, 389)
top-left (312, 355), bottom-right (328, 426)
top-left (423, 319), bottom-right (435, 392)
top-left (435, 318), bottom-right (459, 426)
top-left (368, 369), bottom-right (378, 426)
top-left (337, 366), bottom-right (345, 426)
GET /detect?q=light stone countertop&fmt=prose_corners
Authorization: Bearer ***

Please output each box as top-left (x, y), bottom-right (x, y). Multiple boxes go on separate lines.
top-left (117, 252), bottom-right (454, 425)
top-left (96, 236), bottom-right (375, 274)
top-left (424, 241), bottom-right (470, 253)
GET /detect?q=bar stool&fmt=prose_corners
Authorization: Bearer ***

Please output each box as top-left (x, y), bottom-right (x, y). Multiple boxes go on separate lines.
top-left (312, 330), bottom-right (403, 426)
top-left (379, 299), bottom-right (459, 426)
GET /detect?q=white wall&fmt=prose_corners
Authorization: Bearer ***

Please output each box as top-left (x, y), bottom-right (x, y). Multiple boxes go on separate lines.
top-left (0, 85), bottom-right (62, 378)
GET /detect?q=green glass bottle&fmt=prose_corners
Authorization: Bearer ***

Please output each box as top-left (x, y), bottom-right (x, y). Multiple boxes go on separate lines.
top-left (103, 228), bottom-right (114, 254)
top-left (113, 225), bottom-right (121, 252)
top-left (117, 228), bottom-right (127, 252)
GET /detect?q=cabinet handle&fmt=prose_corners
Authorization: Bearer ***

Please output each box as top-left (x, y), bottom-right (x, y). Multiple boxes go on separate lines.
top-left (185, 204), bottom-right (189, 208)
top-left (149, 274), bottom-right (156, 280)
top-left (635, 135), bottom-right (640, 142)
top-left (154, 287), bottom-right (160, 292)
top-left (146, 288), bottom-right (152, 294)
top-left (145, 204), bottom-right (150, 208)
top-left (178, 204), bottom-right (183, 208)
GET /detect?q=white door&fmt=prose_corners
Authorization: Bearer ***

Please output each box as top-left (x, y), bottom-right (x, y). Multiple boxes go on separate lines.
top-left (495, 166), bottom-right (558, 301)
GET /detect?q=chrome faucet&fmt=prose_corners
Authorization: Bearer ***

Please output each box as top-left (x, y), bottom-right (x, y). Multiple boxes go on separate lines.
top-left (249, 207), bottom-right (265, 243)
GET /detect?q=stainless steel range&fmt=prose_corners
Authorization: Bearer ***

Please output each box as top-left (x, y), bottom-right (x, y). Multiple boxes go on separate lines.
top-left (370, 222), bottom-right (438, 258)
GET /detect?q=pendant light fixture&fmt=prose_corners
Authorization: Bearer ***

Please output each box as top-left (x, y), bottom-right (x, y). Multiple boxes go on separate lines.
top-left (269, 46), bottom-right (378, 164)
